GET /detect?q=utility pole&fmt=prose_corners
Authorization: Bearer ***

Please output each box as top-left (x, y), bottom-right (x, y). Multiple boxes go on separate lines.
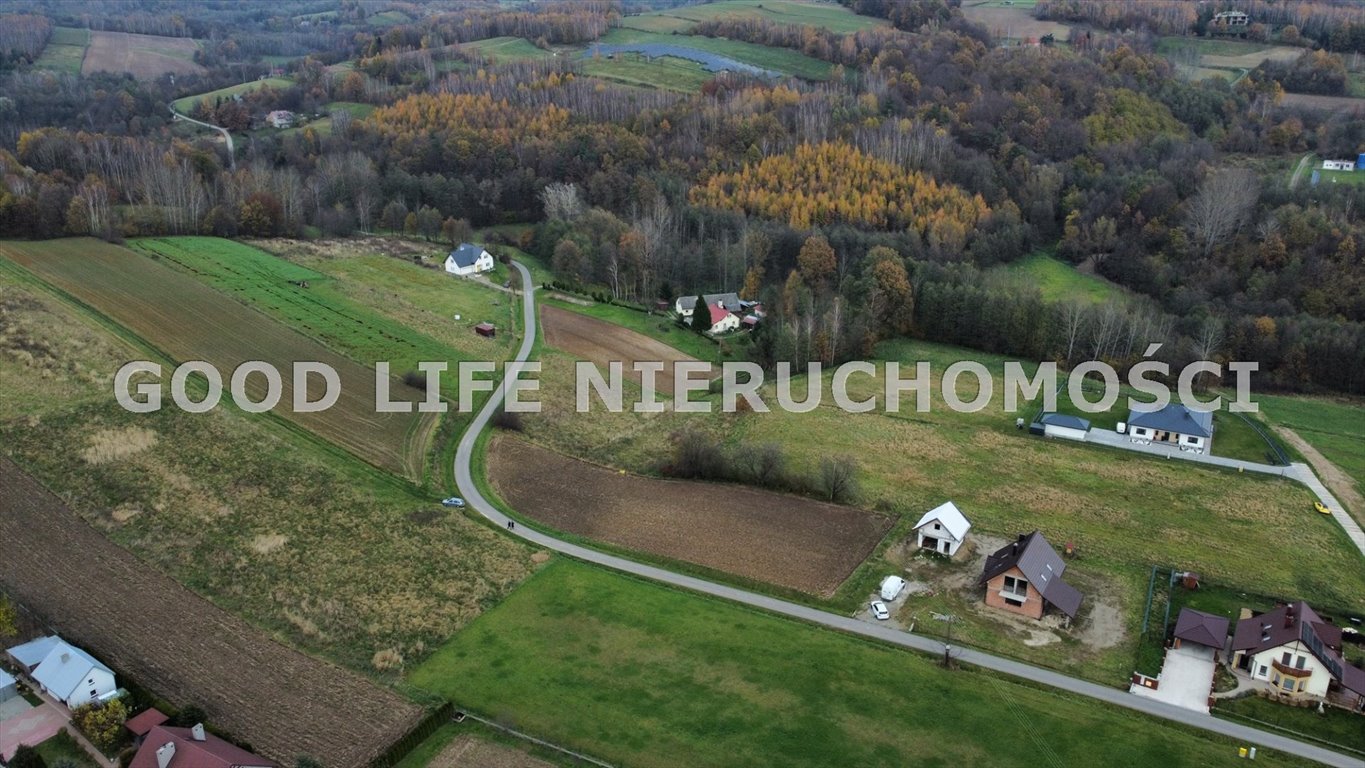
top-left (935, 612), bottom-right (957, 668)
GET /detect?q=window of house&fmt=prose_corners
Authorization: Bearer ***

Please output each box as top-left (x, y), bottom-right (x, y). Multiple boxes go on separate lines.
top-left (1281, 677), bottom-right (1294, 692)
top-left (1258, 664), bottom-right (1268, 677)
top-left (1282, 652), bottom-right (1293, 665)
top-left (1295, 656), bottom-right (1306, 670)
top-left (1003, 576), bottom-right (1027, 597)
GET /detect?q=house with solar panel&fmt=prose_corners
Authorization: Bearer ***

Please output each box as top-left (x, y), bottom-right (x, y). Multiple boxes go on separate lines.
top-left (1230, 601), bottom-right (1365, 709)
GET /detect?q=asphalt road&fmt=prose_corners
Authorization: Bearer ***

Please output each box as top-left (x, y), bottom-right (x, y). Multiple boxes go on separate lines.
top-left (454, 261), bottom-right (1361, 768)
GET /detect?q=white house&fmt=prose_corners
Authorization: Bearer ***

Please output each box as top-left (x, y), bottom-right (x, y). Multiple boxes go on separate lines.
top-left (912, 501), bottom-right (971, 557)
top-left (7, 635), bottom-right (118, 709)
top-left (1323, 159), bottom-right (1356, 172)
top-left (444, 243), bottom-right (495, 276)
top-left (265, 110), bottom-right (295, 128)
top-left (1230, 602), bottom-right (1365, 705)
top-left (1125, 403), bottom-right (1213, 451)
top-left (1031, 412), bottom-right (1091, 441)
top-left (697, 302), bottom-right (740, 334)
top-left (675, 293), bottom-right (741, 318)
top-left (1212, 10), bottom-right (1249, 26)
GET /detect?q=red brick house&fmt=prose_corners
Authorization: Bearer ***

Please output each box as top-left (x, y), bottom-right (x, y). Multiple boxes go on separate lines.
top-left (979, 531), bottom-right (1082, 622)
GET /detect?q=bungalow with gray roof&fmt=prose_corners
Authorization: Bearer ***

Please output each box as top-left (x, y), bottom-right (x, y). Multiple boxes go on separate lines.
top-left (1125, 403), bottom-right (1214, 451)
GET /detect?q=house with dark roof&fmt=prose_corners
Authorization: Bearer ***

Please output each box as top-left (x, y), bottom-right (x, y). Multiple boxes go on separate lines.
top-left (1030, 412), bottom-right (1091, 442)
top-left (1173, 609), bottom-right (1229, 657)
top-left (444, 242), bottom-right (494, 276)
top-left (130, 723), bottom-right (277, 768)
top-left (1230, 601), bottom-right (1365, 708)
top-left (674, 293), bottom-right (742, 318)
top-left (1125, 403), bottom-right (1214, 451)
top-left (979, 531), bottom-right (1083, 622)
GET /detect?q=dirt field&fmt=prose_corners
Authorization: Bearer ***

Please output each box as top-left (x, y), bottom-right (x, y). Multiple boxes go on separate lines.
top-left (0, 458), bottom-right (423, 767)
top-left (961, 5), bottom-right (1072, 41)
top-left (0, 239), bottom-right (435, 480)
top-left (82, 31), bottom-right (205, 79)
top-left (540, 304), bottom-right (702, 395)
top-left (427, 735), bottom-right (557, 768)
top-left (487, 435), bottom-right (893, 595)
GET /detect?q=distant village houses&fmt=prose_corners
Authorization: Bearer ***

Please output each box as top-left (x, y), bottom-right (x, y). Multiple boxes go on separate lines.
top-left (265, 109), bottom-right (295, 128)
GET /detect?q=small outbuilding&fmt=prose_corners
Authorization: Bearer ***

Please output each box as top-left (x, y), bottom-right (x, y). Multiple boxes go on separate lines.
top-left (912, 501), bottom-right (971, 557)
top-left (1173, 608), bottom-right (1230, 658)
top-left (474, 322), bottom-right (496, 338)
top-left (125, 707), bottom-right (170, 746)
top-left (0, 668), bottom-right (18, 703)
top-left (1030, 412), bottom-right (1091, 441)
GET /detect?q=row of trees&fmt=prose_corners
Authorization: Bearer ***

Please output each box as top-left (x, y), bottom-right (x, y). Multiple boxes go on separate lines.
top-left (0, 14), bottom-right (52, 68)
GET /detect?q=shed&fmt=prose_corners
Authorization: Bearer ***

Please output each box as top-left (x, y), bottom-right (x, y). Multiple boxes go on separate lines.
top-left (474, 322), bottom-right (496, 338)
top-left (912, 501), bottom-right (971, 557)
top-left (0, 668), bottom-right (17, 703)
top-left (1173, 609), bottom-right (1229, 654)
top-left (126, 707), bottom-right (170, 742)
top-left (1032, 412), bottom-right (1091, 441)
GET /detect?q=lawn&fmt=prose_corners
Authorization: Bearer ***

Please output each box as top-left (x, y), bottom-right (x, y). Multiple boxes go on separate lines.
top-left (578, 52), bottom-right (715, 92)
top-left (997, 250), bottom-right (1126, 304)
top-left (1257, 393), bottom-right (1365, 491)
top-left (459, 36), bottom-right (552, 62)
top-left (33, 25), bottom-right (89, 74)
top-left (0, 271), bottom-right (535, 672)
top-left (35, 731), bottom-right (99, 768)
top-left (1156, 36), bottom-right (1276, 57)
top-left (409, 559), bottom-right (1311, 768)
top-left (1214, 695), bottom-right (1365, 754)
top-left (1316, 167), bottom-right (1365, 186)
top-left (170, 77), bottom-right (292, 113)
top-left (626, 0), bottom-right (887, 35)
top-left (599, 28), bottom-right (833, 80)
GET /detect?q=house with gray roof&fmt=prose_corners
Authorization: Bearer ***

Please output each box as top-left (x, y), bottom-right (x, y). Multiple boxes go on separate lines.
top-left (1030, 412), bottom-right (1091, 442)
top-left (6, 635), bottom-right (118, 708)
top-left (1125, 403), bottom-right (1214, 451)
top-left (980, 531), bottom-right (1083, 622)
top-left (674, 293), bottom-right (742, 317)
top-left (444, 242), bottom-right (494, 276)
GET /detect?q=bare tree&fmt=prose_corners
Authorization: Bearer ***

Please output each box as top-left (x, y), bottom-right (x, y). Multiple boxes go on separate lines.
top-left (1059, 301), bottom-right (1089, 365)
top-left (1186, 168), bottom-right (1259, 257)
top-left (540, 182), bottom-right (584, 221)
top-left (817, 456), bottom-right (860, 503)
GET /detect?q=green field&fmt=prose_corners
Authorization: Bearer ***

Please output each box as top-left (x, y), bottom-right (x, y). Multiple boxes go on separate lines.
top-left (579, 52), bottom-right (715, 92)
top-left (1316, 167), bottom-right (1365, 186)
top-left (1155, 36), bottom-right (1276, 57)
top-left (409, 559), bottom-right (1309, 768)
top-left (171, 77), bottom-right (293, 113)
top-left (1258, 394), bottom-right (1365, 491)
top-left (460, 36), bottom-right (552, 62)
top-left (622, 0), bottom-right (886, 35)
top-left (998, 250), bottom-right (1127, 304)
top-left (1214, 695), bottom-right (1365, 754)
top-left (33, 26), bottom-right (89, 74)
top-left (279, 101), bottom-right (376, 136)
top-left (369, 9), bottom-right (411, 27)
top-left (598, 28), bottom-right (834, 80)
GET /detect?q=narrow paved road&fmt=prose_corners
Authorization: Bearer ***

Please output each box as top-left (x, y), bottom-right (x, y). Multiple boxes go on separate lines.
top-left (454, 262), bottom-right (1360, 768)
top-left (168, 106), bottom-right (235, 169)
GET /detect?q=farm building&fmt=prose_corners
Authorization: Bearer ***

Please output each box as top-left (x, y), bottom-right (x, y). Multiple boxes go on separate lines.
top-left (445, 242), bottom-right (495, 276)
top-left (1030, 412), bottom-right (1091, 441)
top-left (0, 668), bottom-right (17, 703)
top-left (1124, 403), bottom-right (1214, 451)
top-left (1230, 601), bottom-right (1365, 709)
top-left (474, 322), bottom-right (496, 338)
top-left (130, 723), bottom-right (279, 768)
top-left (675, 292), bottom-right (742, 318)
top-left (697, 302), bottom-right (741, 334)
top-left (742, 314), bottom-right (760, 329)
top-left (1322, 159), bottom-right (1356, 172)
top-left (265, 110), bottom-right (295, 128)
top-left (979, 531), bottom-right (1082, 622)
top-left (6, 635), bottom-right (118, 708)
top-left (912, 501), bottom-right (971, 557)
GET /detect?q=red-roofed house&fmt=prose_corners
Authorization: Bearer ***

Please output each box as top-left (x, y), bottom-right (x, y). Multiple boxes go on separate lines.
top-left (125, 707), bottom-right (170, 745)
top-left (130, 724), bottom-right (277, 768)
top-left (698, 302), bottom-right (739, 335)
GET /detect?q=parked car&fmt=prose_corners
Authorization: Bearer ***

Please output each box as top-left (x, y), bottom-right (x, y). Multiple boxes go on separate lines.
top-left (869, 600), bottom-right (890, 620)
top-left (441, 497), bottom-right (466, 508)
top-left (879, 575), bottom-right (907, 601)
top-left (1315, 501), bottom-right (1331, 515)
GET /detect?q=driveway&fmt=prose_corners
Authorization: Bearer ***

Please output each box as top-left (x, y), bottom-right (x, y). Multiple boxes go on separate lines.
top-left (1130, 645), bottom-right (1216, 713)
top-left (0, 702), bottom-right (65, 761)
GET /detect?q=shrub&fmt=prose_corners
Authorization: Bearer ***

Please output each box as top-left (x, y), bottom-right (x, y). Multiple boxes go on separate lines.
top-left (9, 746), bottom-right (46, 768)
top-left (815, 455), bottom-right (861, 503)
top-left (402, 370), bottom-right (427, 391)
top-left (72, 698), bottom-right (129, 752)
top-left (492, 407), bottom-right (524, 431)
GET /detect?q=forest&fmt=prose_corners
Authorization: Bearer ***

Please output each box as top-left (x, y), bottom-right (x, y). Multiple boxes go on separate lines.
top-left (0, 0), bottom-right (1362, 395)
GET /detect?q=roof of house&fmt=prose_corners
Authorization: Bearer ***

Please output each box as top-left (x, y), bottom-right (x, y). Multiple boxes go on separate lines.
top-left (913, 501), bottom-right (971, 541)
top-left (678, 293), bottom-right (742, 313)
top-left (980, 531), bottom-right (1083, 618)
top-left (33, 640), bottom-right (114, 699)
top-left (1036, 412), bottom-right (1091, 431)
top-left (1173, 608), bottom-right (1230, 649)
top-left (0, 668), bottom-right (15, 689)
top-left (7, 635), bottom-right (61, 668)
top-left (707, 303), bottom-right (731, 327)
top-left (1231, 601), bottom-right (1365, 696)
top-left (1126, 403), bottom-right (1213, 438)
top-left (125, 707), bottom-right (170, 737)
top-left (446, 242), bottom-right (489, 268)
top-left (130, 725), bottom-right (278, 768)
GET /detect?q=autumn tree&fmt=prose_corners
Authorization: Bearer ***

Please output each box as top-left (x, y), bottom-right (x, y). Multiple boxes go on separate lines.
top-left (798, 235), bottom-right (836, 290)
top-left (71, 698), bottom-right (129, 752)
top-left (1186, 168), bottom-right (1258, 257)
top-left (238, 192), bottom-right (282, 237)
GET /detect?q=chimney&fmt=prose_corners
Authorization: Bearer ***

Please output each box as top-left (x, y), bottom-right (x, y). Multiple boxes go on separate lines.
top-left (156, 742), bottom-right (176, 768)
top-left (191, 723), bottom-right (206, 742)
top-left (60, 652), bottom-right (70, 663)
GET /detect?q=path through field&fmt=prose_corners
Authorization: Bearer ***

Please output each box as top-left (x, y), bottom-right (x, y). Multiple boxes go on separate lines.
top-left (0, 458), bottom-right (423, 767)
top-left (1276, 427), bottom-right (1364, 522)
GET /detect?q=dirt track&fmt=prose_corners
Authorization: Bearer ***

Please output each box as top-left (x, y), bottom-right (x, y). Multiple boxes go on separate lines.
top-left (1275, 427), bottom-right (1364, 525)
top-left (0, 458), bottom-right (422, 767)
top-left (540, 304), bottom-right (702, 394)
top-left (83, 31), bottom-right (205, 79)
top-left (487, 436), bottom-right (893, 595)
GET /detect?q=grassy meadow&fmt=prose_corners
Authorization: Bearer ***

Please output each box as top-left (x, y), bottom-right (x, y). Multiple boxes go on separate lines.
top-left (579, 52), bottom-right (716, 92)
top-left (621, 0), bottom-right (886, 35)
top-left (171, 77), bottom-right (293, 113)
top-left (1258, 393), bottom-right (1365, 491)
top-left (997, 250), bottom-right (1127, 304)
top-left (460, 36), bottom-right (553, 62)
top-left (598, 27), bottom-right (834, 80)
top-left (33, 26), bottom-right (89, 74)
top-left (408, 559), bottom-right (1312, 768)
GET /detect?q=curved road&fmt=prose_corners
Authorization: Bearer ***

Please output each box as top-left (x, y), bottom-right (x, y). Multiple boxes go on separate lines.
top-left (168, 106), bottom-right (235, 169)
top-left (455, 262), bottom-right (1359, 768)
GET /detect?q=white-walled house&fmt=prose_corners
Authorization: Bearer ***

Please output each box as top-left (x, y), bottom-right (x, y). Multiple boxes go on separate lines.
top-left (1231, 602), bottom-right (1365, 706)
top-left (912, 501), bottom-right (971, 557)
top-left (1322, 159), bottom-right (1356, 172)
top-left (1125, 403), bottom-right (1214, 451)
top-left (444, 243), bottom-right (495, 276)
top-left (698, 302), bottom-right (740, 334)
top-left (7, 635), bottom-right (118, 708)
top-left (675, 293), bottom-right (741, 318)
top-left (1031, 412), bottom-right (1091, 441)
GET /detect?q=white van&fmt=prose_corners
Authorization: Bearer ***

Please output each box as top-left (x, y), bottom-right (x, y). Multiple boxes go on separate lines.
top-left (879, 575), bottom-right (907, 601)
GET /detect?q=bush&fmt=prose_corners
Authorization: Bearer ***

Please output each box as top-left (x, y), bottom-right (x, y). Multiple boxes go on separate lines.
top-left (402, 370), bottom-right (427, 391)
top-left (815, 455), bottom-right (861, 503)
top-left (9, 746), bottom-right (46, 768)
top-left (492, 407), bottom-right (524, 431)
top-left (71, 698), bottom-right (129, 752)
top-left (169, 705), bottom-right (207, 728)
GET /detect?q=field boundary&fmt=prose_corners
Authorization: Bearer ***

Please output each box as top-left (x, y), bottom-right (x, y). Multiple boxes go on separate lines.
top-left (456, 711), bottom-right (616, 768)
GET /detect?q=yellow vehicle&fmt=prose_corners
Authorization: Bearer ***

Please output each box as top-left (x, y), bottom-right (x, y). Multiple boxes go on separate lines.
top-left (1315, 501), bottom-right (1331, 515)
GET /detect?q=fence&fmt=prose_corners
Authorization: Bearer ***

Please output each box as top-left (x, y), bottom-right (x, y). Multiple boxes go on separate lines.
top-left (368, 701), bottom-right (454, 768)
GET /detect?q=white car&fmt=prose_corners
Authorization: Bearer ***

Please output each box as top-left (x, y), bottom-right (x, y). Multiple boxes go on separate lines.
top-left (879, 575), bottom-right (907, 601)
top-left (869, 600), bottom-right (890, 620)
